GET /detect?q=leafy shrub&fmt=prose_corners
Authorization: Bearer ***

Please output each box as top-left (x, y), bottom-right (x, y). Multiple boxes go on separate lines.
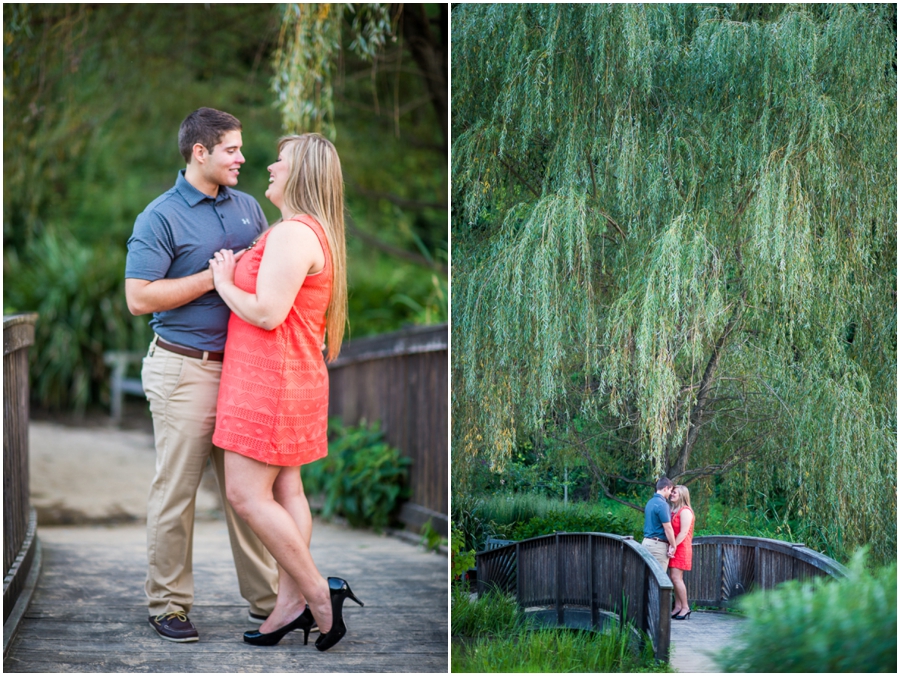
top-left (450, 493), bottom-right (497, 552)
top-left (450, 524), bottom-right (475, 582)
top-left (715, 549), bottom-right (896, 673)
top-left (302, 418), bottom-right (411, 530)
top-left (507, 506), bottom-right (634, 541)
top-left (3, 228), bottom-right (151, 412)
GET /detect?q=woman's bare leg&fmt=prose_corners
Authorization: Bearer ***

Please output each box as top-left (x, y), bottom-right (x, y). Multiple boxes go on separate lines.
top-left (258, 469), bottom-right (315, 633)
top-left (225, 451), bottom-right (333, 634)
top-left (669, 567), bottom-right (688, 614)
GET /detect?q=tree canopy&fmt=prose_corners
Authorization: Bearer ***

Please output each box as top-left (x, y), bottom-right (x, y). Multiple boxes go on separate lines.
top-left (451, 4), bottom-right (895, 563)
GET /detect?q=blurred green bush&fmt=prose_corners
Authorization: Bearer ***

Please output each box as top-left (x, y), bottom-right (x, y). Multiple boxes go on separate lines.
top-left (302, 418), bottom-right (411, 530)
top-left (715, 549), bottom-right (897, 673)
top-left (4, 228), bottom-right (151, 413)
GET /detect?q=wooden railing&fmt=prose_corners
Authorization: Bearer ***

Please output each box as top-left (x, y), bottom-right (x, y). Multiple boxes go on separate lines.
top-left (327, 323), bottom-right (447, 535)
top-left (686, 535), bottom-right (848, 608)
top-left (476, 533), bottom-right (673, 661)
top-left (475, 532), bottom-right (849, 663)
top-left (3, 314), bottom-right (40, 646)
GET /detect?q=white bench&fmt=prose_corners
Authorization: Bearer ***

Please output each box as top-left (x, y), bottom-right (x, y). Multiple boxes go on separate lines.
top-left (103, 351), bottom-right (145, 424)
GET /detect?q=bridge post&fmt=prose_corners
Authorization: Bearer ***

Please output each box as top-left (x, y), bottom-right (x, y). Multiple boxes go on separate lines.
top-left (716, 540), bottom-right (724, 605)
top-left (589, 534), bottom-right (598, 628)
top-left (515, 542), bottom-right (522, 610)
top-left (555, 532), bottom-right (563, 625)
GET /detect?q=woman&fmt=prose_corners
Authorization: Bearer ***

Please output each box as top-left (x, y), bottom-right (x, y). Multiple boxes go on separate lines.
top-left (208, 133), bottom-right (361, 651)
top-left (668, 484), bottom-right (694, 620)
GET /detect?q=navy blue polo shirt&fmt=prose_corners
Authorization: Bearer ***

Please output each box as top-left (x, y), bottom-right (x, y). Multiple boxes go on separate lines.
top-left (125, 170), bottom-right (267, 351)
top-left (643, 493), bottom-right (672, 540)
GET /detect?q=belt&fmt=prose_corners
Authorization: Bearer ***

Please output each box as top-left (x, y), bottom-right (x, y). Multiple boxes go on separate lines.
top-left (156, 338), bottom-right (224, 362)
top-left (645, 537), bottom-right (669, 544)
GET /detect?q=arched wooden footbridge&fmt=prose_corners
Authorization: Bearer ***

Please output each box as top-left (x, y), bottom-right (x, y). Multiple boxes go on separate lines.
top-left (475, 533), bottom-right (847, 669)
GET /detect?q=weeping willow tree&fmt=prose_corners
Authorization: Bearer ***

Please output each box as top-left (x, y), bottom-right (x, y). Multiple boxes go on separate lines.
top-left (273, 3), bottom-right (447, 147)
top-left (451, 4), bottom-right (896, 563)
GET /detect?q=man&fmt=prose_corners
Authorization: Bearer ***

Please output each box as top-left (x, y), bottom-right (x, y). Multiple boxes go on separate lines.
top-left (642, 476), bottom-right (677, 572)
top-left (125, 107), bottom-right (278, 642)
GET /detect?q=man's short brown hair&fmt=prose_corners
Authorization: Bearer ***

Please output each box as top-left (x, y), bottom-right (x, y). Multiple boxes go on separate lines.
top-left (178, 107), bottom-right (242, 163)
top-left (656, 476), bottom-right (674, 491)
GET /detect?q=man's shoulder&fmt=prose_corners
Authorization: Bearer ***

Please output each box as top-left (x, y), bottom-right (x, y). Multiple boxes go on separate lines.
top-left (140, 186), bottom-right (186, 220)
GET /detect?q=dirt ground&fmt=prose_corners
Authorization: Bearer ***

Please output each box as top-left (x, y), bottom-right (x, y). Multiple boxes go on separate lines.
top-left (29, 401), bottom-right (223, 526)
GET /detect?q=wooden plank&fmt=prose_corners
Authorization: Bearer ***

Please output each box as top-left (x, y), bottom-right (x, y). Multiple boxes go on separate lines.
top-left (4, 521), bottom-right (447, 673)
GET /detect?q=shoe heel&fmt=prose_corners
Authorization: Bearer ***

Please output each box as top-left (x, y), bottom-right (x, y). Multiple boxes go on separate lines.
top-left (302, 627), bottom-right (310, 645)
top-left (347, 590), bottom-right (364, 607)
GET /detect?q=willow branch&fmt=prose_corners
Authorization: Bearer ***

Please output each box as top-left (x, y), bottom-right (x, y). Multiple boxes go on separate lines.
top-left (497, 154), bottom-right (541, 198)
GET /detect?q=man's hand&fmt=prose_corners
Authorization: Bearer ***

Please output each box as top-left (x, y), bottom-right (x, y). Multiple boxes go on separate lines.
top-left (668, 545), bottom-right (676, 558)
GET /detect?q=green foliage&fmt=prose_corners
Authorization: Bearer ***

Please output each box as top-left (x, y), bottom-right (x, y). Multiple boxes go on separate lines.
top-left (451, 587), bottom-right (668, 673)
top-left (452, 3), bottom-right (896, 564)
top-left (419, 519), bottom-right (447, 553)
top-left (450, 526), bottom-right (475, 582)
top-left (450, 493), bottom-right (495, 553)
top-left (715, 550), bottom-right (897, 672)
top-left (3, 229), bottom-right (151, 412)
top-left (507, 507), bottom-right (634, 542)
top-left (452, 492), bottom-right (640, 552)
top-left (302, 418), bottom-right (410, 530)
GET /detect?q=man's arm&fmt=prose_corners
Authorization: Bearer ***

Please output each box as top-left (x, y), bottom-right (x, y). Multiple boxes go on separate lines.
top-left (125, 270), bottom-right (214, 315)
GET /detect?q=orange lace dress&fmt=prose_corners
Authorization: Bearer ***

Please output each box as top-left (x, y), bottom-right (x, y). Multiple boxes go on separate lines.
top-left (212, 215), bottom-right (332, 466)
top-left (669, 507), bottom-right (694, 571)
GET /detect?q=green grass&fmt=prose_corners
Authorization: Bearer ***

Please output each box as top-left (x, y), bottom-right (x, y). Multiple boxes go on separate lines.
top-left (713, 550), bottom-right (896, 672)
top-left (451, 586), bottom-right (670, 673)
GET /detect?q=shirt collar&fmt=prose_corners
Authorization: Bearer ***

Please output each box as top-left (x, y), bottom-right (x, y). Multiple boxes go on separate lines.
top-left (175, 169), bottom-right (233, 207)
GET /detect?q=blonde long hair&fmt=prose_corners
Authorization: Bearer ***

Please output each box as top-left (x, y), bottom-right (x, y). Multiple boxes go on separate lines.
top-left (278, 133), bottom-right (347, 362)
top-left (671, 484), bottom-right (693, 516)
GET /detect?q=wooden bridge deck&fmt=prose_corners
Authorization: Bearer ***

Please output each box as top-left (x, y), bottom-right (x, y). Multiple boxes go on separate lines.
top-left (4, 520), bottom-right (448, 672)
top-left (669, 610), bottom-right (744, 673)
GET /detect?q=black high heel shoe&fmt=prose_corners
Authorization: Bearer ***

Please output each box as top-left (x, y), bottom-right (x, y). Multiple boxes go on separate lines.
top-left (315, 577), bottom-right (364, 652)
top-left (243, 605), bottom-right (317, 646)
top-left (674, 609), bottom-right (692, 620)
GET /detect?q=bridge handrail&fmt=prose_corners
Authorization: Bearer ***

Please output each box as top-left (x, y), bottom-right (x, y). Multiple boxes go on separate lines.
top-left (3, 313), bottom-right (40, 637)
top-left (687, 535), bottom-right (847, 608)
top-left (475, 532), bottom-right (672, 662)
top-left (691, 535), bottom-right (848, 578)
top-left (326, 323), bottom-right (447, 535)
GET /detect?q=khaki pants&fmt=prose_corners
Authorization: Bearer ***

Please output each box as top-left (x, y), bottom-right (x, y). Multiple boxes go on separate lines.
top-left (142, 338), bottom-right (278, 616)
top-left (642, 538), bottom-right (672, 574)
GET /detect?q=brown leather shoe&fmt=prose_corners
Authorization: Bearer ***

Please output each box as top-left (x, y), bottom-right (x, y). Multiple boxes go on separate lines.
top-left (149, 611), bottom-right (199, 642)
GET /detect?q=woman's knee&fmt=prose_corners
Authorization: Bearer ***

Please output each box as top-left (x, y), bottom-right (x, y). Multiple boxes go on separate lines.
top-left (223, 451), bottom-right (278, 518)
top-left (226, 481), bottom-right (258, 519)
